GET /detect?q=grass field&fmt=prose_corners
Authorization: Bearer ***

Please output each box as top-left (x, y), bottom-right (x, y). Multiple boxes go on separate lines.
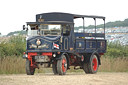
top-left (0, 56), bottom-right (128, 74)
top-left (0, 36), bottom-right (128, 74)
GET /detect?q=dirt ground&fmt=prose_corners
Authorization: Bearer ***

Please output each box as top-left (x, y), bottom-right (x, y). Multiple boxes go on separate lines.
top-left (0, 72), bottom-right (128, 85)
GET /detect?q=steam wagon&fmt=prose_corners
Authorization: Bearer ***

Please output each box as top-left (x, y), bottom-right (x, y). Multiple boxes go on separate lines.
top-left (23, 12), bottom-right (106, 75)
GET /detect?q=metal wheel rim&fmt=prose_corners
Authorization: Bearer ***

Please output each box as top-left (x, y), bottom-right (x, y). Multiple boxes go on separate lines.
top-left (62, 58), bottom-right (67, 72)
top-left (92, 57), bottom-right (97, 71)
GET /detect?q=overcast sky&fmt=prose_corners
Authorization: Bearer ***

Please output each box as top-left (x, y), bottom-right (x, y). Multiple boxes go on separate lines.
top-left (0, 0), bottom-right (127, 35)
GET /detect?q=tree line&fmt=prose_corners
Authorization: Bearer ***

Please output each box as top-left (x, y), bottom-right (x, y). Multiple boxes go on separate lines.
top-left (75, 18), bottom-right (128, 30)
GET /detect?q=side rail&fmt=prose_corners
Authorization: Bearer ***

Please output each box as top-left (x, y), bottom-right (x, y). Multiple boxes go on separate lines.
top-left (75, 39), bottom-right (107, 53)
top-left (75, 33), bottom-right (105, 39)
top-left (74, 33), bottom-right (106, 53)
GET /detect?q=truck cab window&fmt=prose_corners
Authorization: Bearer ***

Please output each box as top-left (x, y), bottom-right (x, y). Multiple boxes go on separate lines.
top-left (62, 25), bottom-right (70, 36)
top-left (27, 25), bottom-right (39, 36)
top-left (39, 24), bottom-right (61, 36)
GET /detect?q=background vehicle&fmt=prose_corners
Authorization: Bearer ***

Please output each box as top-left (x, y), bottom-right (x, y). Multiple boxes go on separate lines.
top-left (23, 12), bottom-right (106, 75)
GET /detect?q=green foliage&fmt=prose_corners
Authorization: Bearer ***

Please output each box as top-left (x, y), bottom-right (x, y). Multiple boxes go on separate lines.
top-left (0, 36), bottom-right (26, 57)
top-left (105, 42), bottom-right (128, 58)
top-left (0, 35), bottom-right (128, 58)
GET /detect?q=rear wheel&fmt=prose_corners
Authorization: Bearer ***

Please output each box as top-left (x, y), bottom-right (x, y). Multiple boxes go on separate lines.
top-left (83, 54), bottom-right (99, 74)
top-left (57, 54), bottom-right (67, 75)
top-left (26, 59), bottom-right (35, 75)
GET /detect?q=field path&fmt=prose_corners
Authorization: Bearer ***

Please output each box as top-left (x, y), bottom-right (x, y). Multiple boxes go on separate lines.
top-left (0, 72), bottom-right (128, 85)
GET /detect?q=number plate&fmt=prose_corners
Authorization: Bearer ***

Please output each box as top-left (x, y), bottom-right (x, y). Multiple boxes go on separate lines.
top-left (35, 56), bottom-right (45, 59)
top-left (35, 56), bottom-right (50, 62)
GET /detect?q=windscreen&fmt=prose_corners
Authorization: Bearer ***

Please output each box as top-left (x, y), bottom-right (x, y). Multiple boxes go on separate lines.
top-left (27, 24), bottom-right (61, 36)
top-left (39, 24), bottom-right (61, 36)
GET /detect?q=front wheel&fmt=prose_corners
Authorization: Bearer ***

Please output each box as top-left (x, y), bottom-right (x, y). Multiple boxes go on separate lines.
top-left (57, 54), bottom-right (67, 75)
top-left (26, 59), bottom-right (35, 75)
top-left (52, 61), bottom-right (58, 75)
top-left (83, 54), bottom-right (99, 74)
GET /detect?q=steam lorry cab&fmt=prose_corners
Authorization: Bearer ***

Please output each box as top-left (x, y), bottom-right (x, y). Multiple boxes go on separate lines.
top-left (23, 12), bottom-right (106, 75)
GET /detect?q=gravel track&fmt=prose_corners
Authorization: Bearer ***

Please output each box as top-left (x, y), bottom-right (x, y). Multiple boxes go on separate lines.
top-left (0, 72), bottom-right (128, 85)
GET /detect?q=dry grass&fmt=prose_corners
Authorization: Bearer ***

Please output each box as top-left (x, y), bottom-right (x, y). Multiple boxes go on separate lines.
top-left (0, 56), bottom-right (128, 74)
top-left (0, 57), bottom-right (26, 74)
top-left (99, 57), bottom-right (128, 72)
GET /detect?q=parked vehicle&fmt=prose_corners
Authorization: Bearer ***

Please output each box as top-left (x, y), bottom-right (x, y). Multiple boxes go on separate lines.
top-left (23, 12), bottom-right (106, 75)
